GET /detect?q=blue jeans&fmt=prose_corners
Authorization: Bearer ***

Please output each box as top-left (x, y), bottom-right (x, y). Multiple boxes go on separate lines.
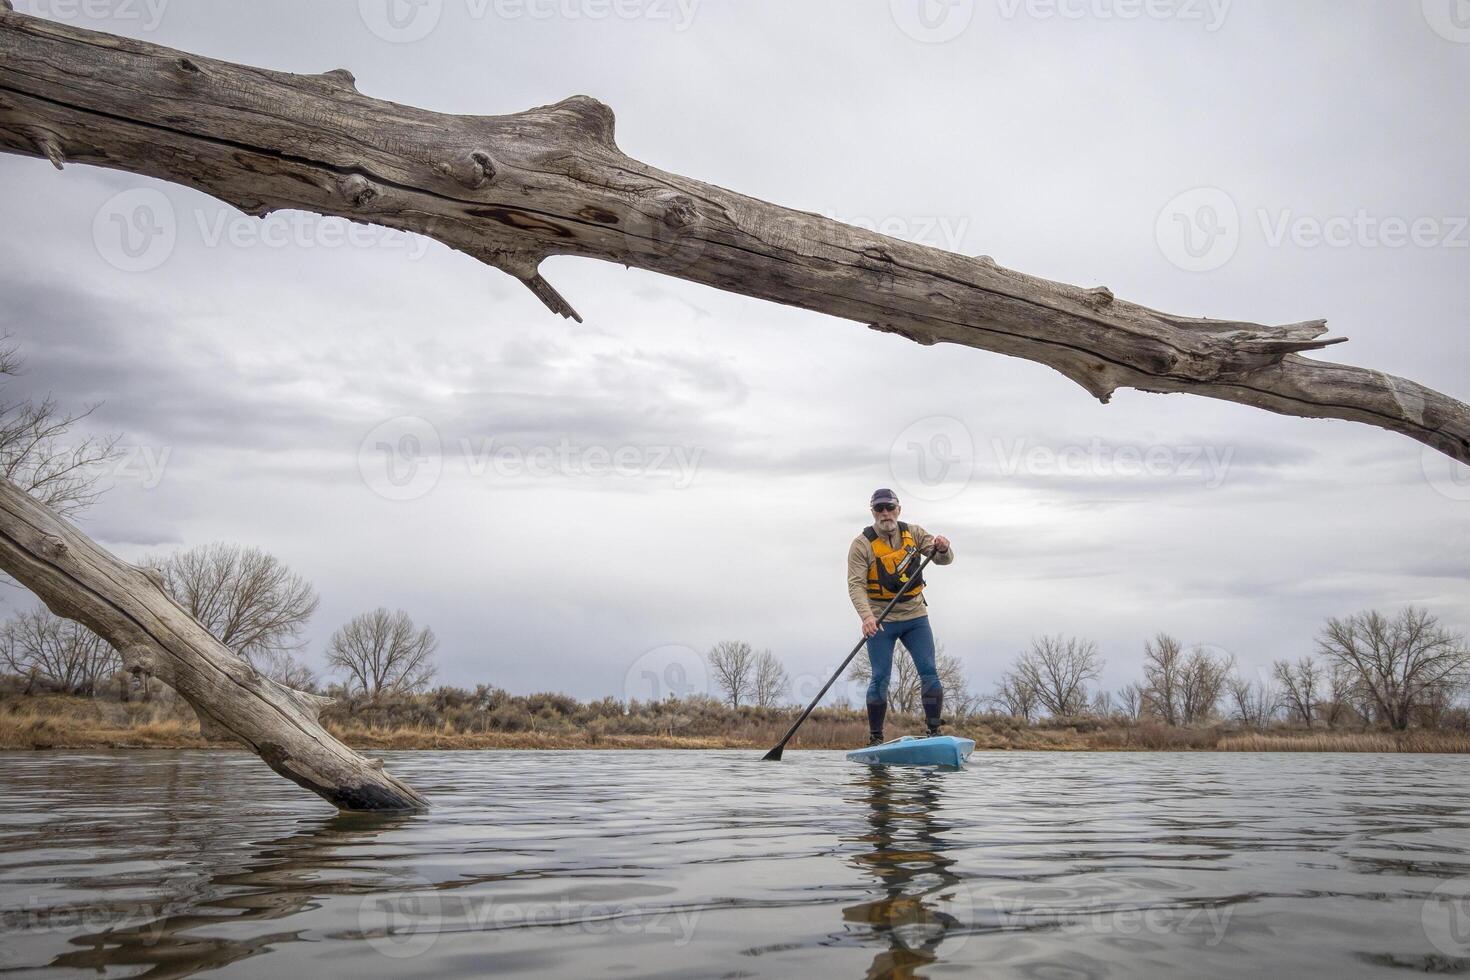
top-left (865, 615), bottom-right (943, 728)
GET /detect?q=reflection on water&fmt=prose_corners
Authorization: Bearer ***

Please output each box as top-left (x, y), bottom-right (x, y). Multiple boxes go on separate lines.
top-left (843, 768), bottom-right (966, 978)
top-left (3, 749), bottom-right (1470, 978)
top-left (42, 811), bottom-right (415, 978)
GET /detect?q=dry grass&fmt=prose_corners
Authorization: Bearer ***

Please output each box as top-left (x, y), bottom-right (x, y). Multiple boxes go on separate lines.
top-left (1216, 731), bottom-right (1470, 753)
top-left (6, 694), bottom-right (1470, 753)
top-left (0, 696), bottom-right (210, 749)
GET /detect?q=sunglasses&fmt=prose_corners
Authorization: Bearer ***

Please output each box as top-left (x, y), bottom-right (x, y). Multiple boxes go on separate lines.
top-left (871, 503), bottom-right (898, 513)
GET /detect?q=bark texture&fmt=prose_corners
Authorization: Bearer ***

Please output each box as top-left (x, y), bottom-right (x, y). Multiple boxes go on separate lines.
top-left (0, 475), bottom-right (428, 812)
top-left (0, 8), bottom-right (1466, 463)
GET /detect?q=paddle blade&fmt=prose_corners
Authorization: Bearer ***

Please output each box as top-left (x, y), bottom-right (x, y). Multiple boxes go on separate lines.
top-left (762, 745), bottom-right (784, 762)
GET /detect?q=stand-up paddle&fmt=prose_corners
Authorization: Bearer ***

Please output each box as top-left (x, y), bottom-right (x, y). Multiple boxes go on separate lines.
top-left (762, 547), bottom-right (939, 762)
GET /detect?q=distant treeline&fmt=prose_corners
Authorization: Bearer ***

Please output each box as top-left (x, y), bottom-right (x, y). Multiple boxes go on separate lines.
top-left (2, 539), bottom-right (1467, 737)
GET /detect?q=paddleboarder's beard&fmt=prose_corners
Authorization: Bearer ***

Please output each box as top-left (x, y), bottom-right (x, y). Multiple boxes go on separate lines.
top-left (875, 514), bottom-right (898, 534)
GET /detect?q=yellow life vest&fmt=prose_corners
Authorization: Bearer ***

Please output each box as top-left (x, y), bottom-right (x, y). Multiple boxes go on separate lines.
top-left (864, 523), bottom-right (926, 602)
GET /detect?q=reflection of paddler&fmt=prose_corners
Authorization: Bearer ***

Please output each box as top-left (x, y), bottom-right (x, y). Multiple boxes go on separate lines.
top-left (842, 767), bottom-right (965, 979)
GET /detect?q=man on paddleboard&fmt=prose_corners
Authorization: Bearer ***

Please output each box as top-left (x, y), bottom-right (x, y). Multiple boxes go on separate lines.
top-left (847, 488), bottom-right (953, 746)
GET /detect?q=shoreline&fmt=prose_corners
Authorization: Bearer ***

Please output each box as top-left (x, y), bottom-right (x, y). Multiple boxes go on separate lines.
top-left (5, 697), bottom-right (1468, 754)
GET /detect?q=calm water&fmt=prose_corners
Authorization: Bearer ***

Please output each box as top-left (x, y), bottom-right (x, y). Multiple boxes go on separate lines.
top-left (2, 750), bottom-right (1469, 978)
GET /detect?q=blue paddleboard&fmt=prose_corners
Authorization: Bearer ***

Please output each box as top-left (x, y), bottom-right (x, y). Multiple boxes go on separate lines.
top-left (845, 734), bottom-right (976, 767)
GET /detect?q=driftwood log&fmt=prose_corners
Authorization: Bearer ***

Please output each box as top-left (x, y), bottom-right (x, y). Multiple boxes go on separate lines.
top-left (0, 475), bottom-right (428, 811)
top-left (0, 7), bottom-right (1466, 466)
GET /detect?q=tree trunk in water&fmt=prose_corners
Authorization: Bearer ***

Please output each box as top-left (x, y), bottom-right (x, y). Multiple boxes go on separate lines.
top-left (0, 476), bottom-right (428, 812)
top-left (0, 7), bottom-right (1465, 465)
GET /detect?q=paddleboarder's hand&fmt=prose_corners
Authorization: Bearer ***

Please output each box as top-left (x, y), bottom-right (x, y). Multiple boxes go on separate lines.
top-left (861, 615), bottom-right (881, 637)
top-left (931, 535), bottom-right (950, 555)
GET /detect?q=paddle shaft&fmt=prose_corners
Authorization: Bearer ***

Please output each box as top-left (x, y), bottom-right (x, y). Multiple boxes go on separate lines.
top-left (763, 547), bottom-right (940, 759)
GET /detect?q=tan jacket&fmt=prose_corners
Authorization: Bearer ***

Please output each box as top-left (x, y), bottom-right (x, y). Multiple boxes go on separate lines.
top-left (847, 522), bottom-right (955, 624)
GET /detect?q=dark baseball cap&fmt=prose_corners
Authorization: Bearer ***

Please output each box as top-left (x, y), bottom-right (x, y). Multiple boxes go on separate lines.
top-left (869, 488), bottom-right (900, 506)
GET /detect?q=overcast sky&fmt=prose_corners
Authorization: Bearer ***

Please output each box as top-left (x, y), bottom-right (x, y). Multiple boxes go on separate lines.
top-left (2, 0), bottom-right (1467, 706)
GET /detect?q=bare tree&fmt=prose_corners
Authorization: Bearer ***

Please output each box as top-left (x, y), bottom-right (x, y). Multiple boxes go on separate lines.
top-left (1, 605), bottom-right (119, 695)
top-left (147, 542), bottom-right (319, 681)
top-left (1141, 633), bottom-right (1185, 725)
top-left (752, 650), bottom-right (790, 708)
top-left (326, 608), bottom-right (437, 698)
top-left (988, 671), bottom-right (1040, 722)
top-left (1317, 607), bottom-right (1470, 731)
top-left (1179, 646), bottom-right (1231, 725)
top-left (1116, 683), bottom-right (1145, 721)
top-left (1227, 669), bottom-right (1278, 730)
top-left (1090, 689), bottom-right (1115, 717)
top-left (0, 340), bottom-right (121, 519)
top-left (708, 640), bottom-right (756, 709)
top-left (1273, 656), bottom-right (1321, 726)
top-left (1323, 664), bottom-right (1359, 729)
top-left (1012, 635), bottom-right (1102, 718)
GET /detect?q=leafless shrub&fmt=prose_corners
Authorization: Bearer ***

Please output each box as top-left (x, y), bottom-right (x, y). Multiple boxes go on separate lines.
top-left (1116, 682), bottom-right (1145, 721)
top-left (987, 671), bottom-right (1039, 722)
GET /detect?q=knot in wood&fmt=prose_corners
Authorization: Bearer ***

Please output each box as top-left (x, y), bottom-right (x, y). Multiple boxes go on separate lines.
top-left (176, 57), bottom-right (201, 74)
top-left (451, 150), bottom-right (497, 189)
top-left (338, 174), bottom-right (379, 209)
top-left (660, 194), bottom-right (698, 230)
top-left (1085, 285), bottom-right (1114, 308)
top-left (470, 151), bottom-right (497, 185)
top-left (120, 645), bottom-right (156, 675)
top-left (321, 68), bottom-right (356, 89)
top-left (42, 535), bottom-right (68, 558)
